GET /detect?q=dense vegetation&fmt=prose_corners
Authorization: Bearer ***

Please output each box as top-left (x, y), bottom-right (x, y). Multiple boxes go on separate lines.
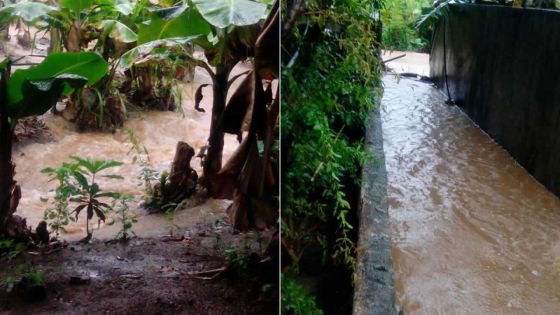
top-left (383, 0), bottom-right (560, 53)
top-left (381, 0), bottom-right (432, 52)
top-left (281, 0), bottom-right (383, 313)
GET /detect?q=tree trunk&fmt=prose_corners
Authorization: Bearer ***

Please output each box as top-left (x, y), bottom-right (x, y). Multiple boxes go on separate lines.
top-left (203, 63), bottom-right (229, 193)
top-left (0, 63), bottom-right (15, 231)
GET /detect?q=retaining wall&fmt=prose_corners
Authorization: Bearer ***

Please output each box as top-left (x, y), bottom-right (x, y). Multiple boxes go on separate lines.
top-left (353, 102), bottom-right (397, 315)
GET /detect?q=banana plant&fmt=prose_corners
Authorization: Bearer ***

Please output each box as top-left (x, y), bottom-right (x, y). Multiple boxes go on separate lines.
top-left (120, 0), bottom-right (279, 230)
top-left (39, 0), bottom-right (139, 129)
top-left (0, 1), bottom-right (56, 30)
top-left (119, 4), bottom-right (203, 111)
top-left (0, 1), bottom-right (57, 50)
top-left (0, 52), bottom-right (108, 239)
top-left (120, 0), bottom-right (271, 192)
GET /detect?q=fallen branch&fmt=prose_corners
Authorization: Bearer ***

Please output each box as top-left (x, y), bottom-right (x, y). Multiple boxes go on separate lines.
top-left (382, 54), bottom-right (406, 64)
top-left (119, 274), bottom-right (142, 279)
top-left (187, 266), bottom-right (226, 277)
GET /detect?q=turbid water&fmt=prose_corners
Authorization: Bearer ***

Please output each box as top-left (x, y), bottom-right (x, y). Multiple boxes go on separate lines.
top-left (1, 25), bottom-right (256, 241)
top-left (12, 63), bottom-right (249, 241)
top-left (382, 75), bottom-right (560, 314)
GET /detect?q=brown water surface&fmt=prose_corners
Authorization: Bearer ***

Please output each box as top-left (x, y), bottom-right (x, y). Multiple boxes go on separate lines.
top-left (382, 75), bottom-right (560, 314)
top-left (13, 64), bottom-right (249, 241)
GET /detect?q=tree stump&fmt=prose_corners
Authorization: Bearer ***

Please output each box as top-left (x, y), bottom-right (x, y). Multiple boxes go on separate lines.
top-left (163, 141), bottom-right (198, 204)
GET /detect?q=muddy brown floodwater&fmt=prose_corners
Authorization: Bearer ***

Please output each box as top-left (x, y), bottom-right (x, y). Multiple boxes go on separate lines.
top-left (12, 60), bottom-right (251, 241)
top-left (382, 75), bottom-right (560, 314)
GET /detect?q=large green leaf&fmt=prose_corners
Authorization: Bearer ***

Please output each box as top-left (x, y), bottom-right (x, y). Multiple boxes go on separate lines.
top-left (192, 0), bottom-right (267, 29)
top-left (120, 36), bottom-right (200, 68)
top-left (0, 2), bottom-right (56, 27)
top-left (70, 156), bottom-right (123, 174)
top-left (8, 52), bottom-right (109, 107)
top-left (94, 0), bottom-right (133, 15)
top-left (102, 19), bottom-right (137, 43)
top-left (11, 74), bottom-right (88, 118)
top-left (150, 5), bottom-right (188, 20)
top-left (137, 8), bottom-right (211, 44)
top-left (115, 3), bottom-right (134, 16)
top-left (60, 0), bottom-right (94, 14)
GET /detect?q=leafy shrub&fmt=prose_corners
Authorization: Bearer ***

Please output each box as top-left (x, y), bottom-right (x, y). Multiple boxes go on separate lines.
top-left (41, 162), bottom-right (78, 238)
top-left (381, 0), bottom-right (432, 52)
top-left (281, 275), bottom-right (323, 315)
top-left (42, 156), bottom-right (123, 241)
top-left (282, 0), bottom-right (382, 276)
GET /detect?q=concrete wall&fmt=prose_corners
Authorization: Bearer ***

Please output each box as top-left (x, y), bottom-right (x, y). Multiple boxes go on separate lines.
top-left (430, 4), bottom-right (560, 196)
top-left (353, 104), bottom-right (397, 315)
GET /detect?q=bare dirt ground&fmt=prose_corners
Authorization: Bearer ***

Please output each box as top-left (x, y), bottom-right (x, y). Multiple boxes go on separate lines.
top-left (0, 222), bottom-right (278, 314)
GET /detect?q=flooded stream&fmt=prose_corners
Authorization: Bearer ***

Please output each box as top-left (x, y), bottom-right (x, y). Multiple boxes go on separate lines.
top-left (12, 64), bottom-right (247, 241)
top-left (382, 75), bottom-right (560, 314)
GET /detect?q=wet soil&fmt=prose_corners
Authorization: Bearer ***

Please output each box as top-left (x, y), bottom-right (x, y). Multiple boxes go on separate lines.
top-left (0, 222), bottom-right (278, 314)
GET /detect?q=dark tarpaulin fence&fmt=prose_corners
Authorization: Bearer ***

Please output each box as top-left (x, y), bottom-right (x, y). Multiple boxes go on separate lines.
top-left (431, 4), bottom-right (560, 197)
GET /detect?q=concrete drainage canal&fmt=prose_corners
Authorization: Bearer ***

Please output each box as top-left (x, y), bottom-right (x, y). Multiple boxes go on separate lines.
top-left (361, 73), bottom-right (560, 314)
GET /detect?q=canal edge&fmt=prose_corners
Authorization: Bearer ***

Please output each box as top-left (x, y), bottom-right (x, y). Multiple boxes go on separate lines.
top-left (353, 96), bottom-right (398, 315)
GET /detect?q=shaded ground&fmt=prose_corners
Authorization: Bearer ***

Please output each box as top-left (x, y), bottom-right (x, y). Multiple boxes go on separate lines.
top-left (0, 222), bottom-right (278, 314)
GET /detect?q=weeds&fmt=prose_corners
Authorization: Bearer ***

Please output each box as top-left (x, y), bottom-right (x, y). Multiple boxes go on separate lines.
top-left (224, 247), bottom-right (250, 276)
top-left (126, 129), bottom-right (159, 203)
top-left (281, 275), bottom-right (323, 315)
top-left (41, 162), bottom-right (78, 239)
top-left (108, 194), bottom-right (137, 241)
top-left (0, 263), bottom-right (44, 294)
top-left (0, 236), bottom-right (26, 263)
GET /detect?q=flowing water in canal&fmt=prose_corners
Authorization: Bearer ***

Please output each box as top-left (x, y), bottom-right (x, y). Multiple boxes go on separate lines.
top-left (382, 75), bottom-right (560, 314)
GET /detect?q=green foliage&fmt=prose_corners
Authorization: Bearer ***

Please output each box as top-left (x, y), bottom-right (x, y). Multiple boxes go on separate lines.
top-left (101, 19), bottom-right (138, 43)
top-left (3, 52), bottom-right (108, 119)
top-left (126, 128), bottom-right (158, 203)
top-left (128, 134), bottom-right (178, 214)
top-left (282, 0), bottom-right (382, 277)
top-left (0, 236), bottom-right (26, 263)
top-left (43, 156), bottom-right (123, 240)
top-left (224, 246), bottom-right (250, 275)
top-left (415, 0), bottom-right (463, 31)
top-left (281, 275), bottom-right (323, 315)
top-left (382, 0), bottom-right (432, 51)
top-left (41, 162), bottom-right (79, 238)
top-left (136, 7), bottom-right (209, 44)
top-left (119, 37), bottom-right (198, 69)
top-left (0, 2), bottom-right (55, 28)
top-left (108, 194), bottom-right (137, 240)
top-left (60, 0), bottom-right (94, 14)
top-left (213, 233), bottom-right (252, 277)
top-left (191, 0), bottom-right (267, 29)
top-left (0, 263), bottom-right (44, 294)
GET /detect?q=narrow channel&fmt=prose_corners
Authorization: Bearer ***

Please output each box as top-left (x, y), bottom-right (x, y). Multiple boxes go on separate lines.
top-left (382, 74), bottom-right (560, 313)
